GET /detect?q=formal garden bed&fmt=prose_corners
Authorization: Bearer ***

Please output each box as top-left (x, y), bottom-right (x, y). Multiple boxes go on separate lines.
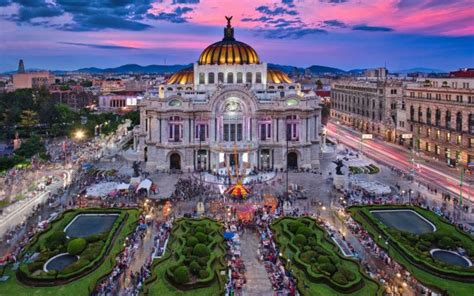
top-left (349, 205), bottom-right (474, 295)
top-left (142, 217), bottom-right (226, 296)
top-left (0, 208), bottom-right (140, 296)
top-left (270, 217), bottom-right (382, 296)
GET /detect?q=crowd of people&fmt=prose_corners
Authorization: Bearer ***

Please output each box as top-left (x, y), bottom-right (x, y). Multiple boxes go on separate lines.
top-left (152, 219), bottom-right (172, 259)
top-left (253, 207), bottom-right (297, 295)
top-left (224, 220), bottom-right (246, 295)
top-left (93, 215), bottom-right (148, 296)
top-left (341, 212), bottom-right (431, 295)
top-left (171, 177), bottom-right (213, 200)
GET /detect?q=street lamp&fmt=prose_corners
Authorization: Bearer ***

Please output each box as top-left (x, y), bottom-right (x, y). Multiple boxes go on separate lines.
top-left (74, 129), bottom-right (85, 140)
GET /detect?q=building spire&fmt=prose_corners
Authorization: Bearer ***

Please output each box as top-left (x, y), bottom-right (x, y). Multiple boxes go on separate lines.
top-left (18, 59), bottom-right (25, 73)
top-left (223, 16), bottom-right (235, 41)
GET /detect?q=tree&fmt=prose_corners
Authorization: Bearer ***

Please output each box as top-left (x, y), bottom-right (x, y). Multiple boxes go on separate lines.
top-left (173, 266), bottom-right (189, 284)
top-left (19, 110), bottom-right (39, 131)
top-left (316, 79), bottom-right (323, 89)
top-left (67, 238), bottom-right (87, 255)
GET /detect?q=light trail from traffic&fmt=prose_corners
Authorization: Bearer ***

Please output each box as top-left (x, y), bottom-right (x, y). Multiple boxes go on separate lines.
top-left (327, 122), bottom-right (473, 203)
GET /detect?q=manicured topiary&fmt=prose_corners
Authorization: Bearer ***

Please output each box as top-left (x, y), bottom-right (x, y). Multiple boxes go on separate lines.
top-left (308, 237), bottom-right (317, 247)
top-left (319, 263), bottom-right (337, 275)
top-left (296, 226), bottom-right (312, 237)
top-left (195, 226), bottom-right (206, 234)
top-left (420, 233), bottom-right (435, 242)
top-left (317, 255), bottom-right (330, 265)
top-left (416, 241), bottom-right (430, 252)
top-left (300, 250), bottom-right (317, 263)
top-left (190, 261), bottom-right (201, 275)
top-left (332, 271), bottom-right (348, 285)
top-left (67, 238), bottom-right (87, 255)
top-left (438, 236), bottom-right (455, 249)
top-left (193, 243), bottom-right (210, 257)
top-left (195, 232), bottom-right (208, 243)
top-left (294, 234), bottom-right (307, 246)
top-left (338, 266), bottom-right (356, 281)
top-left (187, 236), bottom-right (199, 247)
top-left (45, 231), bottom-right (67, 250)
top-left (197, 256), bottom-right (209, 266)
top-left (288, 222), bottom-right (305, 233)
top-left (199, 269), bottom-right (209, 279)
top-left (173, 266), bottom-right (189, 284)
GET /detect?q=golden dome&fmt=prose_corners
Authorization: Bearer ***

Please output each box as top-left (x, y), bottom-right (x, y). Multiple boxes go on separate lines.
top-left (166, 67), bottom-right (194, 85)
top-left (198, 16), bottom-right (260, 65)
top-left (267, 68), bottom-right (292, 84)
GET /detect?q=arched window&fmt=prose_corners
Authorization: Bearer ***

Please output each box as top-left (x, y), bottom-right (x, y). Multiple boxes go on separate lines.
top-left (446, 111), bottom-right (451, 129)
top-left (227, 72), bottom-right (234, 84)
top-left (218, 72), bottom-right (224, 83)
top-left (256, 72), bottom-right (262, 83)
top-left (237, 72), bottom-right (243, 83)
top-left (168, 116), bottom-right (183, 142)
top-left (456, 112), bottom-right (463, 132)
top-left (208, 72), bottom-right (215, 84)
top-left (435, 109), bottom-right (441, 126)
top-left (246, 72), bottom-right (252, 83)
top-left (199, 73), bottom-right (205, 84)
top-left (418, 106), bottom-right (423, 123)
top-left (426, 108), bottom-right (432, 125)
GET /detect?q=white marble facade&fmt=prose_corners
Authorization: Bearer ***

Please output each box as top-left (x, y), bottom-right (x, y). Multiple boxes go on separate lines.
top-left (134, 19), bottom-right (322, 172)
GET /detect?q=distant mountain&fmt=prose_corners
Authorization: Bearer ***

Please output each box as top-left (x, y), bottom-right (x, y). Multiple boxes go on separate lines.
top-left (268, 63), bottom-right (305, 74)
top-left (393, 67), bottom-right (445, 74)
top-left (306, 65), bottom-right (346, 75)
top-left (75, 64), bottom-right (192, 74)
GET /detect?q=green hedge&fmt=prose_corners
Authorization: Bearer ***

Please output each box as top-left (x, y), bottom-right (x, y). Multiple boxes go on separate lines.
top-left (16, 208), bottom-right (128, 285)
top-left (271, 217), bottom-right (382, 296)
top-left (350, 205), bottom-right (474, 279)
top-left (143, 218), bottom-right (226, 295)
top-left (349, 205), bottom-right (474, 295)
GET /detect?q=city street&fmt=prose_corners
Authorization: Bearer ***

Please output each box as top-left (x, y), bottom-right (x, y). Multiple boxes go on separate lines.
top-left (327, 121), bottom-right (473, 203)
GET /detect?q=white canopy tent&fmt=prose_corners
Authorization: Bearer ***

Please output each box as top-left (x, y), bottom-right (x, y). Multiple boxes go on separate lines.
top-left (351, 180), bottom-right (391, 195)
top-left (86, 182), bottom-right (119, 197)
top-left (116, 183), bottom-right (130, 191)
top-left (136, 179), bottom-right (152, 195)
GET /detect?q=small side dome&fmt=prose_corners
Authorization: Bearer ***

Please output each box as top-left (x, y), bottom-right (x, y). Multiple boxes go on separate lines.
top-left (267, 68), bottom-right (292, 84)
top-left (166, 67), bottom-right (194, 85)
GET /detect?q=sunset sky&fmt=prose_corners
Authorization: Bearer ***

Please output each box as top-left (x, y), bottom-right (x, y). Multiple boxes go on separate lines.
top-left (0, 0), bottom-right (473, 72)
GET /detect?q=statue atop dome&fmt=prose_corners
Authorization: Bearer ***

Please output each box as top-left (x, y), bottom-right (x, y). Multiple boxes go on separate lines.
top-left (223, 16), bottom-right (235, 41)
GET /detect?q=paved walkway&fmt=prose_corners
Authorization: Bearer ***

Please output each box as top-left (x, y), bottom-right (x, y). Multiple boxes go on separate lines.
top-left (240, 231), bottom-right (274, 296)
top-left (118, 224), bottom-right (157, 295)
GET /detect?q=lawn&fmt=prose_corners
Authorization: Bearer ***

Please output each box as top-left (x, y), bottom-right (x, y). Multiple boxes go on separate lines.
top-left (142, 217), bottom-right (226, 296)
top-left (0, 208), bottom-right (140, 296)
top-left (349, 205), bottom-right (474, 295)
top-left (270, 216), bottom-right (382, 296)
